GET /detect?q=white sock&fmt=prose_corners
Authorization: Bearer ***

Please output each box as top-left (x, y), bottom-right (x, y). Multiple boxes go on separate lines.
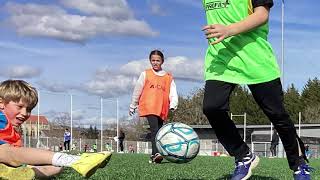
top-left (52, 153), bottom-right (80, 167)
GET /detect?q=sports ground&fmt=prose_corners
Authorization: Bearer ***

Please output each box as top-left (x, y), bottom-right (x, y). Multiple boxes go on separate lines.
top-left (56, 153), bottom-right (320, 179)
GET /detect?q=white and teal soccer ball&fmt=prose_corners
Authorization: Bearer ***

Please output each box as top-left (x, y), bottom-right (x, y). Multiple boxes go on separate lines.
top-left (156, 122), bottom-right (200, 163)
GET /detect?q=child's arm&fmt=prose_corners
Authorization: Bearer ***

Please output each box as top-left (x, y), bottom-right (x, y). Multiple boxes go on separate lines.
top-left (203, 6), bottom-right (270, 45)
top-left (129, 71), bottom-right (145, 115)
top-left (169, 79), bottom-right (178, 111)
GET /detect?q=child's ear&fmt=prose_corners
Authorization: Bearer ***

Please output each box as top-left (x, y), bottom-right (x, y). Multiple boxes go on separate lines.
top-left (0, 98), bottom-right (4, 109)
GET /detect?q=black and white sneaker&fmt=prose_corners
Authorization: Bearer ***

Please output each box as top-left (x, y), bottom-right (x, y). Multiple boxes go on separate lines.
top-left (149, 153), bottom-right (163, 164)
top-left (231, 152), bottom-right (260, 180)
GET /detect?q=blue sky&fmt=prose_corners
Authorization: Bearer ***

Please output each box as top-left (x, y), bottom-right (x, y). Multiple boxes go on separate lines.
top-left (0, 0), bottom-right (319, 125)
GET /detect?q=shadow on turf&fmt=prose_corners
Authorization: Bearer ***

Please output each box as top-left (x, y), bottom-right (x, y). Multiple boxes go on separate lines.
top-left (215, 174), bottom-right (280, 180)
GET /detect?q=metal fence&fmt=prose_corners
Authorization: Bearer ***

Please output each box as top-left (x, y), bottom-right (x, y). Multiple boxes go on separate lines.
top-left (24, 91), bottom-right (320, 159)
top-left (24, 135), bottom-right (320, 160)
top-left (26, 90), bottom-right (120, 151)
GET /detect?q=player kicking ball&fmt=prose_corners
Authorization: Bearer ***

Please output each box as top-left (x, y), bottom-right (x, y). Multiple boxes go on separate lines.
top-left (0, 80), bottom-right (112, 179)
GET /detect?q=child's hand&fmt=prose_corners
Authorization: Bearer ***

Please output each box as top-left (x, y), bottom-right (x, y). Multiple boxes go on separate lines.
top-left (129, 107), bottom-right (136, 116)
top-left (202, 24), bottom-right (231, 45)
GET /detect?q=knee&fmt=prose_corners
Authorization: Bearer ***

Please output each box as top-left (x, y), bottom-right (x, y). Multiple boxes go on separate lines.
top-left (202, 103), bottom-right (225, 116)
top-left (0, 145), bottom-right (22, 167)
top-left (267, 110), bottom-right (290, 122)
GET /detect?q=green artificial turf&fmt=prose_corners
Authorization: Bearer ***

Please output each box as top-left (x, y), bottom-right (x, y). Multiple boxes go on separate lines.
top-left (54, 153), bottom-right (320, 180)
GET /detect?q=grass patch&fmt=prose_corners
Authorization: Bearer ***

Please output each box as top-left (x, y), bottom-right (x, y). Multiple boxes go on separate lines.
top-left (54, 153), bottom-right (320, 179)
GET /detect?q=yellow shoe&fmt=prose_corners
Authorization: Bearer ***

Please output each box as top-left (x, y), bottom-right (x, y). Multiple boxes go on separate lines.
top-left (71, 152), bottom-right (112, 178)
top-left (0, 163), bottom-right (35, 180)
top-left (81, 151), bottom-right (112, 169)
top-left (97, 151), bottom-right (112, 168)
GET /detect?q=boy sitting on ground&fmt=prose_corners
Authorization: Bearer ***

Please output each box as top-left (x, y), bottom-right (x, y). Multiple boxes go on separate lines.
top-left (0, 79), bottom-right (112, 179)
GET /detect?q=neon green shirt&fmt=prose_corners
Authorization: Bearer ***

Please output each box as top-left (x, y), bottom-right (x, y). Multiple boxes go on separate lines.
top-left (203, 0), bottom-right (280, 84)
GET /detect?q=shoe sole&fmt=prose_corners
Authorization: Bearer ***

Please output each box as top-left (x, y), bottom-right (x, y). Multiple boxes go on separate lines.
top-left (0, 164), bottom-right (35, 180)
top-left (241, 156), bottom-right (260, 180)
top-left (99, 153), bottom-right (112, 168)
top-left (153, 155), bottom-right (163, 164)
top-left (81, 152), bottom-right (112, 169)
top-left (72, 153), bottom-right (110, 178)
top-left (83, 155), bottom-right (107, 178)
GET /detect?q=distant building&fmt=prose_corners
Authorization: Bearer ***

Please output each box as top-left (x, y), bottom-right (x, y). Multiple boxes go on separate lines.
top-left (22, 115), bottom-right (50, 137)
top-left (191, 124), bottom-right (320, 143)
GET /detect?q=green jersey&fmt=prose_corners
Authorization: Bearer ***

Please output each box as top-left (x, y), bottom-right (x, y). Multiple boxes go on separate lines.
top-left (203, 0), bottom-right (280, 84)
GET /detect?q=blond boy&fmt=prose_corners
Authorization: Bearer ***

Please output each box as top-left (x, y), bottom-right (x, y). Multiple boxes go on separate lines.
top-left (0, 80), bottom-right (111, 179)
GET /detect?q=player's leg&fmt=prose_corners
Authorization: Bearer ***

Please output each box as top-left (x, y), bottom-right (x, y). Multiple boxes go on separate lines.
top-left (0, 144), bottom-right (54, 167)
top-left (146, 115), bottom-right (163, 163)
top-left (119, 140), bottom-right (124, 152)
top-left (203, 80), bottom-right (249, 159)
top-left (269, 144), bottom-right (276, 157)
top-left (249, 78), bottom-right (311, 179)
top-left (203, 80), bottom-right (259, 180)
top-left (30, 165), bottom-right (63, 179)
top-left (64, 141), bottom-right (67, 151)
top-left (67, 141), bottom-right (70, 151)
top-left (0, 145), bottom-right (111, 178)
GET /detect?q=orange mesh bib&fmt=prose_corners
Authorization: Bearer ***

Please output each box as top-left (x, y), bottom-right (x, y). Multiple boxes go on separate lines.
top-left (138, 69), bottom-right (172, 120)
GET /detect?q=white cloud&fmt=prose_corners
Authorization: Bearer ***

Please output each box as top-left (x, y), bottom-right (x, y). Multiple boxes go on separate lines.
top-left (0, 65), bottom-right (42, 78)
top-left (163, 56), bottom-right (203, 82)
top-left (82, 116), bottom-right (117, 127)
top-left (72, 109), bottom-right (86, 120)
top-left (120, 60), bottom-right (150, 76)
top-left (0, 41), bottom-right (50, 55)
top-left (150, 3), bottom-right (167, 16)
top-left (82, 56), bottom-right (203, 97)
top-left (82, 67), bottom-right (136, 98)
top-left (120, 56), bottom-right (203, 81)
top-left (4, 1), bottom-right (158, 43)
top-left (60, 0), bottom-right (133, 19)
top-left (37, 79), bottom-right (73, 92)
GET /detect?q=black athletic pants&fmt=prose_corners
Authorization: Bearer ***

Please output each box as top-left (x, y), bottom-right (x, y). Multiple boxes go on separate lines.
top-left (270, 143), bottom-right (278, 157)
top-left (119, 139), bottom-right (124, 152)
top-left (202, 78), bottom-right (306, 170)
top-left (146, 115), bottom-right (164, 155)
top-left (64, 140), bottom-right (70, 151)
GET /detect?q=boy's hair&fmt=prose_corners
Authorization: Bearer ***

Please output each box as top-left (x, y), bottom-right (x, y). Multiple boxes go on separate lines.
top-left (0, 80), bottom-right (38, 111)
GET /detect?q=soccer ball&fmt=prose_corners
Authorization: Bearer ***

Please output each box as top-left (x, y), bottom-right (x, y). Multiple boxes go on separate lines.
top-left (156, 122), bottom-right (200, 163)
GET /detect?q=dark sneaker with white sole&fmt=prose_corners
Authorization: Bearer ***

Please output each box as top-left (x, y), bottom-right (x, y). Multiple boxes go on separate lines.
top-left (293, 164), bottom-right (313, 180)
top-left (231, 153), bottom-right (260, 180)
top-left (149, 153), bottom-right (163, 164)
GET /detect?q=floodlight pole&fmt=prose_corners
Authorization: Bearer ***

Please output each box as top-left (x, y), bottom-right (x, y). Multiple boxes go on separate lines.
top-left (230, 113), bottom-right (247, 142)
top-left (100, 98), bottom-right (103, 151)
top-left (298, 112), bottom-right (301, 137)
top-left (116, 98), bottom-right (119, 152)
top-left (70, 94), bottom-right (73, 148)
top-left (281, 0), bottom-right (285, 84)
top-left (37, 91), bottom-right (40, 148)
top-left (270, 123), bottom-right (273, 141)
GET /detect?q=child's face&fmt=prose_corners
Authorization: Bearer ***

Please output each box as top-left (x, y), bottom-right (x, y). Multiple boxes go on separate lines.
top-left (1, 100), bottom-right (31, 127)
top-left (150, 54), bottom-right (163, 71)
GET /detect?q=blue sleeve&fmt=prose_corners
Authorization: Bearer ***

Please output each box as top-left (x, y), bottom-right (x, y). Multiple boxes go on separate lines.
top-left (0, 113), bottom-right (8, 129)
